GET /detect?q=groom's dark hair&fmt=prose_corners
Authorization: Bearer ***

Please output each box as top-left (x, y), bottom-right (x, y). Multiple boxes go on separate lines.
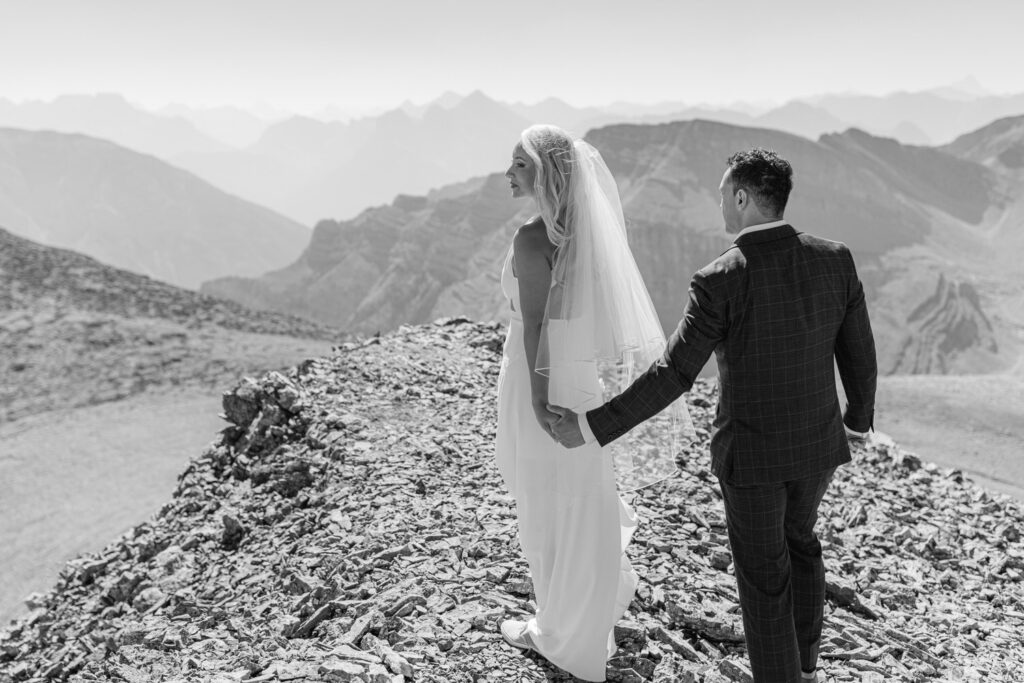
top-left (726, 148), bottom-right (793, 217)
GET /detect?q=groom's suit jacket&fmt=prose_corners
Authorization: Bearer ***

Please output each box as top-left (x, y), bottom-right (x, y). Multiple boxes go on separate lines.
top-left (586, 224), bottom-right (877, 486)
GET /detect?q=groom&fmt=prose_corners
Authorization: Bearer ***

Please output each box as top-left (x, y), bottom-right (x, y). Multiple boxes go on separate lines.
top-left (550, 148), bottom-right (877, 683)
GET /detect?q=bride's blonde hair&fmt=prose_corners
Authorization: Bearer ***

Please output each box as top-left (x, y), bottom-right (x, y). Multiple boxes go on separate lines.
top-left (520, 124), bottom-right (577, 247)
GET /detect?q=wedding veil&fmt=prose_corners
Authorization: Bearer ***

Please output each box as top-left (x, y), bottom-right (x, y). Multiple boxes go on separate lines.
top-left (522, 125), bottom-right (696, 491)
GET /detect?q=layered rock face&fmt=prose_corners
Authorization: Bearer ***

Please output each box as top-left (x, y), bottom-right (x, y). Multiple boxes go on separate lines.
top-left (204, 119), bottom-right (1016, 376)
top-left (0, 227), bottom-right (339, 421)
top-left (888, 275), bottom-right (999, 374)
top-left (1, 319), bottom-right (1022, 682)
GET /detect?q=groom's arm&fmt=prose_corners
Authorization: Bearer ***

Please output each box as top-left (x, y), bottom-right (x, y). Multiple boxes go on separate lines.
top-left (835, 249), bottom-right (877, 433)
top-left (586, 269), bottom-right (725, 447)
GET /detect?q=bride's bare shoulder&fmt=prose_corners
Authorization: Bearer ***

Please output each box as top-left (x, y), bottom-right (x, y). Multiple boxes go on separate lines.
top-left (513, 217), bottom-right (554, 260)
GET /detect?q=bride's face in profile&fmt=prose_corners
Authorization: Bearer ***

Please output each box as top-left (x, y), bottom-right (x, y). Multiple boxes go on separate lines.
top-left (505, 143), bottom-right (536, 199)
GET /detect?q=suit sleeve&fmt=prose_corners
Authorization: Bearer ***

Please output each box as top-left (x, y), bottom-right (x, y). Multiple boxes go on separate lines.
top-left (835, 249), bottom-right (877, 432)
top-left (585, 269), bottom-right (726, 446)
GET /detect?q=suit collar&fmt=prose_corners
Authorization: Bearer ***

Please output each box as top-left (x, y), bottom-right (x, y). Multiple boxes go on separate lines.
top-left (733, 223), bottom-right (798, 246)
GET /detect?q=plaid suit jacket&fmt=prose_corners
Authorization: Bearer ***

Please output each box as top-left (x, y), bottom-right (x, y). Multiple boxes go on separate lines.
top-left (586, 224), bottom-right (877, 485)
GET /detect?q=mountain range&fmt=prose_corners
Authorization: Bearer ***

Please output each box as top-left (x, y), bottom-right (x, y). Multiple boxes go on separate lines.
top-left (157, 102), bottom-right (280, 148)
top-left (202, 116), bottom-right (1024, 378)
top-left (806, 90), bottom-right (1024, 146)
top-left (172, 91), bottom-right (535, 225)
top-left (1, 89), bottom-right (1020, 377)
top-left (4, 85), bottom-right (1023, 228)
top-left (172, 88), bottom-right (1024, 224)
top-left (0, 128), bottom-right (310, 289)
top-left (0, 94), bottom-right (226, 159)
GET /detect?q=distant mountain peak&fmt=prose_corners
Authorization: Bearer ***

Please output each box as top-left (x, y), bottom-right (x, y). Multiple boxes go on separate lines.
top-left (459, 90), bottom-right (499, 107)
top-left (418, 93), bottom-right (498, 120)
top-left (377, 107), bottom-right (415, 124)
top-left (431, 91), bottom-right (465, 109)
top-left (440, 90), bottom-right (517, 120)
top-left (929, 76), bottom-right (991, 100)
top-left (534, 96), bottom-right (572, 107)
top-left (52, 92), bottom-right (132, 107)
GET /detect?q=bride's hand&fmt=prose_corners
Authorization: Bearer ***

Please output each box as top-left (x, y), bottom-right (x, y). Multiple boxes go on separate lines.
top-left (532, 398), bottom-right (559, 438)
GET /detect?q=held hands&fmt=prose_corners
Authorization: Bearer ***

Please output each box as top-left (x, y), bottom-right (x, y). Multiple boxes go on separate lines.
top-left (531, 397), bottom-right (586, 449)
top-left (548, 405), bottom-right (586, 449)
top-left (532, 399), bottom-right (561, 439)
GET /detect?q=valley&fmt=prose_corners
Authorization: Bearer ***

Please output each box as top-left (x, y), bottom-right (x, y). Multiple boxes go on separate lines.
top-left (0, 390), bottom-right (226, 624)
top-left (876, 373), bottom-right (1024, 500)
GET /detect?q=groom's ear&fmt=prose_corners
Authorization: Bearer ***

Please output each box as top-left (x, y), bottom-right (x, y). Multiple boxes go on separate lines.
top-left (735, 187), bottom-right (747, 209)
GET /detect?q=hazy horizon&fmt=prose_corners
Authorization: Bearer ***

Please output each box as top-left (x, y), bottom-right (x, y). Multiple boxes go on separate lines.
top-left (0, 77), bottom-right (1015, 125)
top-left (1, 0), bottom-right (1021, 116)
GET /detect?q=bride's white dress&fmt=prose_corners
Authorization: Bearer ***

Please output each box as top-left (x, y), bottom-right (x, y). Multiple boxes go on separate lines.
top-left (495, 246), bottom-right (639, 682)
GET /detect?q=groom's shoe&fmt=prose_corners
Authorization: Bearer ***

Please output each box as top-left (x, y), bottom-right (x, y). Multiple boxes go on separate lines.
top-left (500, 619), bottom-right (535, 652)
top-left (801, 670), bottom-right (819, 682)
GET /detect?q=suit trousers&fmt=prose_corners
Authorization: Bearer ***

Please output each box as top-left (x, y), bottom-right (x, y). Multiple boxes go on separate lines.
top-left (719, 467), bottom-right (836, 683)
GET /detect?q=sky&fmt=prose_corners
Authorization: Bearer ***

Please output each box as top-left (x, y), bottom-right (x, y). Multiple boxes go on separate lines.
top-left (1, 0), bottom-right (1022, 114)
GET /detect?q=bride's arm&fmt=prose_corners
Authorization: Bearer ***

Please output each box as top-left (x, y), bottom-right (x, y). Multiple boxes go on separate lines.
top-left (513, 223), bottom-right (557, 433)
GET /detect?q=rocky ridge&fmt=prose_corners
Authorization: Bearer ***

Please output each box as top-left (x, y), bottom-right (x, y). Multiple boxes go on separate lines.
top-left (942, 115), bottom-right (1024, 170)
top-left (2, 319), bottom-right (1023, 682)
top-left (0, 227), bottom-right (341, 421)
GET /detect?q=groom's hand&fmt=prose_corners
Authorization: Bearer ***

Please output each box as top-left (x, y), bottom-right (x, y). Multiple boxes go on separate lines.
top-left (845, 425), bottom-right (868, 444)
top-left (548, 405), bottom-right (586, 449)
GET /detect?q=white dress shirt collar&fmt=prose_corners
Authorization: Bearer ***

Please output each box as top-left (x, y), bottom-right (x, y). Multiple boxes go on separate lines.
top-left (734, 219), bottom-right (789, 242)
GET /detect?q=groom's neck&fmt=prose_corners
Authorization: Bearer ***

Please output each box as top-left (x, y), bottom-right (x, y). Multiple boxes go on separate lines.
top-left (735, 212), bottom-right (783, 232)
top-left (746, 210), bottom-right (781, 226)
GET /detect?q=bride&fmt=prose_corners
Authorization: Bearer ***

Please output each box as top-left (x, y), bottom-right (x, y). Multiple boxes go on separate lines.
top-left (494, 124), bottom-right (693, 681)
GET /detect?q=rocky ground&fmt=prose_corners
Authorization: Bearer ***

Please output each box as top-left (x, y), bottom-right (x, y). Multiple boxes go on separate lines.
top-left (2, 319), bottom-right (1023, 682)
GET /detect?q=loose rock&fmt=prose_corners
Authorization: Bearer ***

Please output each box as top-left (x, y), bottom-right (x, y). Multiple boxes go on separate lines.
top-left (2, 319), bottom-right (1023, 682)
